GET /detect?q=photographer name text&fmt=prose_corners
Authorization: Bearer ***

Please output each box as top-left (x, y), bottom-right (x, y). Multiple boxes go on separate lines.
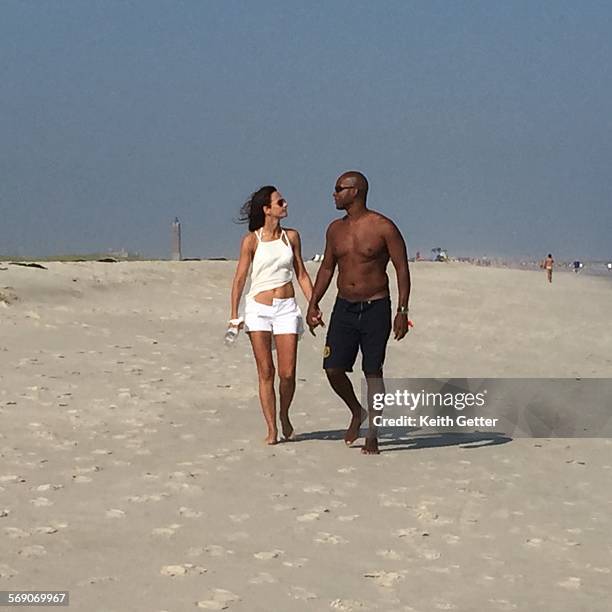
top-left (373, 415), bottom-right (498, 428)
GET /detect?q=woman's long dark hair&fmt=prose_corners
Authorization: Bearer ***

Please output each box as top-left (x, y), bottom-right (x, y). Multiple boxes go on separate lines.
top-left (238, 185), bottom-right (277, 232)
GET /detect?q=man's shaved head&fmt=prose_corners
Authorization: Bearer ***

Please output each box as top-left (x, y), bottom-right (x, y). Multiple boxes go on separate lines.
top-left (338, 171), bottom-right (369, 195)
top-left (333, 170), bottom-right (369, 210)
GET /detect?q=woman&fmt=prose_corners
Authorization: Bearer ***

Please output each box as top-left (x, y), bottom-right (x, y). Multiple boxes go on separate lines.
top-left (230, 186), bottom-right (314, 444)
top-left (542, 253), bottom-right (554, 283)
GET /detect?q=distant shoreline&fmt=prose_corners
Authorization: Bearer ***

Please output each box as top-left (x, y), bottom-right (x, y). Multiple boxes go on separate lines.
top-left (2, 254), bottom-right (610, 280)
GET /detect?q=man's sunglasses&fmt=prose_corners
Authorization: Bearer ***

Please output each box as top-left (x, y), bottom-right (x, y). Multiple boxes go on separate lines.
top-left (334, 185), bottom-right (355, 193)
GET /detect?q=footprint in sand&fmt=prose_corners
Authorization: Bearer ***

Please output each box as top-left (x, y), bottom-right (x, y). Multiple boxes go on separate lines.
top-left (76, 575), bottom-right (118, 586)
top-left (253, 549), bottom-right (284, 560)
top-left (442, 534), bottom-right (460, 545)
top-left (105, 509), bottom-right (126, 519)
top-left (558, 577), bottom-right (581, 590)
top-left (282, 558), bottom-right (309, 568)
top-left (160, 565), bottom-right (187, 577)
top-left (112, 459), bottom-right (133, 467)
top-left (297, 512), bottom-right (320, 522)
top-left (417, 548), bottom-right (441, 560)
top-left (196, 589), bottom-right (240, 610)
top-left (314, 532), bottom-right (348, 545)
top-left (0, 475), bottom-right (25, 484)
top-left (179, 506), bottom-right (203, 518)
top-left (273, 504), bottom-right (295, 512)
top-left (249, 572), bottom-right (277, 584)
top-left (34, 526), bottom-right (58, 535)
top-left (152, 524), bottom-right (182, 537)
top-left (165, 481), bottom-right (202, 494)
top-left (18, 545), bottom-right (47, 558)
top-left (0, 564), bottom-right (18, 578)
top-left (73, 465), bottom-right (102, 475)
top-left (329, 500), bottom-right (347, 508)
top-left (228, 513), bottom-right (250, 523)
top-left (204, 545), bottom-right (234, 557)
top-left (34, 484), bottom-right (63, 492)
top-left (393, 527), bottom-right (419, 538)
top-left (487, 599), bottom-right (518, 610)
top-left (4, 527), bottom-right (30, 539)
top-left (363, 571), bottom-right (404, 588)
top-left (337, 515), bottom-right (359, 522)
top-left (125, 494), bottom-right (168, 503)
top-left (290, 587), bottom-right (317, 601)
top-left (270, 492), bottom-right (288, 499)
top-left (378, 495), bottom-right (407, 509)
top-left (303, 485), bottom-right (330, 494)
top-left (376, 549), bottom-right (403, 560)
top-left (160, 564), bottom-right (207, 577)
top-left (330, 600), bottom-right (365, 611)
top-left (432, 600), bottom-right (458, 609)
top-left (525, 538), bottom-right (543, 547)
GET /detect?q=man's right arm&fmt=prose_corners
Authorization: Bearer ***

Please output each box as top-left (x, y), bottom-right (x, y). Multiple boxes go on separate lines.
top-left (310, 225), bottom-right (337, 307)
top-left (306, 224), bottom-right (337, 329)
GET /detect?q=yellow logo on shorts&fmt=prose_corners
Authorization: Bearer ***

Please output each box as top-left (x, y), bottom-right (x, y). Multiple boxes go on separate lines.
top-left (323, 345), bottom-right (331, 358)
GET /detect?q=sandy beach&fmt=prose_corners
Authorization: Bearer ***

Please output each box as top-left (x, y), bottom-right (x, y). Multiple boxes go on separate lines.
top-left (1, 260), bottom-right (611, 611)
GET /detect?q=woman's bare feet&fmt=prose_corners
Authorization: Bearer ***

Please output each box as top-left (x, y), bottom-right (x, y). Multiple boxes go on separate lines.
top-left (344, 408), bottom-right (368, 446)
top-left (361, 437), bottom-right (380, 454)
top-left (264, 430), bottom-right (278, 445)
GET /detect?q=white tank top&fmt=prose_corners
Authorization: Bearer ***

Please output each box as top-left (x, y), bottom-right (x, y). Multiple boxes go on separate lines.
top-left (246, 228), bottom-right (294, 300)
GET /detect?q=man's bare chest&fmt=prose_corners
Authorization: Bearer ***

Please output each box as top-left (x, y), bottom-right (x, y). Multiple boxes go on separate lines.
top-left (332, 227), bottom-right (387, 261)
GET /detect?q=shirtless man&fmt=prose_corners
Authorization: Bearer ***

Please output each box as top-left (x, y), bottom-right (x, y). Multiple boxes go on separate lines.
top-left (306, 171), bottom-right (411, 454)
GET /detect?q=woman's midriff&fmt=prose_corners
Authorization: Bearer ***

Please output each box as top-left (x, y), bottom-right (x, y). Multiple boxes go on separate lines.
top-left (253, 282), bottom-right (294, 305)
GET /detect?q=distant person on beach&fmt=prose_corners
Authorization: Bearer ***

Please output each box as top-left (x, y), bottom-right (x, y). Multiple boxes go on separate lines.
top-left (306, 171), bottom-right (411, 455)
top-left (541, 254), bottom-right (554, 283)
top-left (229, 186), bottom-right (314, 445)
top-left (573, 260), bottom-right (582, 274)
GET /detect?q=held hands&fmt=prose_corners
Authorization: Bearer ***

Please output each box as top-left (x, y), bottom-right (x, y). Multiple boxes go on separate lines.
top-left (306, 303), bottom-right (325, 336)
top-left (393, 313), bottom-right (414, 340)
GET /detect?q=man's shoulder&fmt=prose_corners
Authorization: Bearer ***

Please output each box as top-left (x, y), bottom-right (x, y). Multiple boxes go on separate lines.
top-left (366, 209), bottom-right (393, 223)
top-left (365, 210), bottom-right (399, 233)
top-left (326, 218), bottom-right (346, 233)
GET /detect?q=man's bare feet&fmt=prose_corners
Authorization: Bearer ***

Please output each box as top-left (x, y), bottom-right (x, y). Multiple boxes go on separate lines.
top-left (361, 437), bottom-right (380, 454)
top-left (344, 408), bottom-right (368, 446)
top-left (280, 414), bottom-right (295, 441)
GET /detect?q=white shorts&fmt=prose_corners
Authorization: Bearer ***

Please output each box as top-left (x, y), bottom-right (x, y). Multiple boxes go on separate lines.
top-left (244, 297), bottom-right (304, 335)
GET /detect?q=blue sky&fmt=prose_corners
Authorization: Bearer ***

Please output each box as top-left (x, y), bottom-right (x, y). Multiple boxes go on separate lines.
top-left (1, 1), bottom-right (611, 259)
